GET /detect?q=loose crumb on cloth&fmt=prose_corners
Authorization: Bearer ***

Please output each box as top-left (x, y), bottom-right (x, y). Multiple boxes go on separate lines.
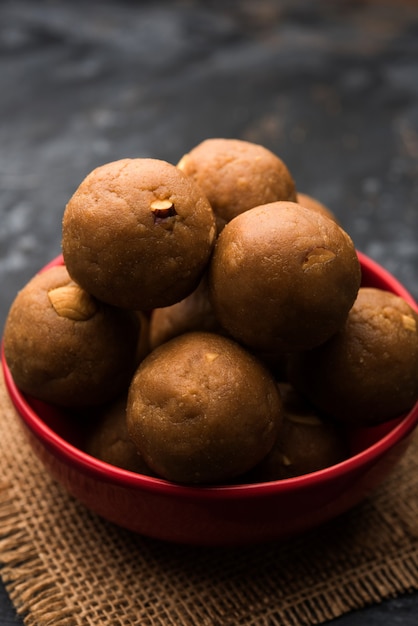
top-left (0, 369), bottom-right (417, 626)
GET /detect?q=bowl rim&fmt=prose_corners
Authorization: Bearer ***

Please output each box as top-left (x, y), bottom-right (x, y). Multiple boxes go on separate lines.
top-left (356, 250), bottom-right (417, 307)
top-left (2, 251), bottom-right (418, 501)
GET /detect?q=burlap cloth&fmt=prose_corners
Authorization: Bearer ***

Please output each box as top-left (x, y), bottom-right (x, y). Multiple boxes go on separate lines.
top-left (0, 371), bottom-right (417, 626)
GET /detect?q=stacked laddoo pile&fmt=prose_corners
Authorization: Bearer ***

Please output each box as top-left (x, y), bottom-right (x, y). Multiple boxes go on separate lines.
top-left (4, 139), bottom-right (418, 485)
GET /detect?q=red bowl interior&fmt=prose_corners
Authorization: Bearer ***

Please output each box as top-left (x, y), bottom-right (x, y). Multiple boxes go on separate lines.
top-left (2, 251), bottom-right (418, 545)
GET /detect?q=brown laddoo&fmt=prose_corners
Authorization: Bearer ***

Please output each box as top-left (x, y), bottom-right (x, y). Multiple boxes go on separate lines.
top-left (177, 138), bottom-right (297, 231)
top-left (134, 311), bottom-right (151, 364)
top-left (287, 288), bottom-right (418, 426)
top-left (248, 384), bottom-right (348, 481)
top-left (297, 192), bottom-right (338, 223)
top-left (148, 275), bottom-right (224, 350)
top-left (85, 396), bottom-right (155, 475)
top-left (209, 201), bottom-right (361, 354)
top-left (126, 332), bottom-right (283, 484)
top-left (62, 158), bottom-right (216, 310)
top-left (3, 265), bottom-right (139, 407)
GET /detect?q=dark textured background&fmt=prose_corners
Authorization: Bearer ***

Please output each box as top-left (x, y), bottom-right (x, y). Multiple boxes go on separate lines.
top-left (0, 0), bottom-right (417, 623)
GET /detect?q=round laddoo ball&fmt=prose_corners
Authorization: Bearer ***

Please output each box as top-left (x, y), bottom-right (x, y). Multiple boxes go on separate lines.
top-left (209, 201), bottom-right (361, 354)
top-left (177, 138), bottom-right (297, 231)
top-left (248, 384), bottom-right (348, 481)
top-left (3, 265), bottom-right (139, 407)
top-left (297, 192), bottom-right (338, 223)
top-left (62, 158), bottom-right (216, 310)
top-left (134, 311), bottom-right (151, 364)
top-left (149, 275), bottom-right (225, 350)
top-left (287, 288), bottom-right (418, 426)
top-left (85, 396), bottom-right (155, 475)
top-left (126, 332), bottom-right (283, 484)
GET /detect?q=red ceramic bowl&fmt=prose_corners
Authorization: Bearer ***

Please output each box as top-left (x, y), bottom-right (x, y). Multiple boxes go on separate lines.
top-left (2, 252), bottom-right (418, 545)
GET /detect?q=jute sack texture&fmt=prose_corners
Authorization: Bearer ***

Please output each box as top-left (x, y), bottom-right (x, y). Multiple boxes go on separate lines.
top-left (0, 370), bottom-right (417, 626)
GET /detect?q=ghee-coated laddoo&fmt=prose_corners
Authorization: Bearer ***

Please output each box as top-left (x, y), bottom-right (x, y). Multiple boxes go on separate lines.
top-left (149, 275), bottom-right (225, 350)
top-left (287, 288), bottom-right (418, 426)
top-left (62, 158), bottom-right (216, 310)
top-left (177, 138), bottom-right (297, 231)
top-left (127, 332), bottom-right (283, 484)
top-left (209, 201), bottom-right (361, 354)
top-left (3, 265), bottom-right (139, 407)
top-left (249, 384), bottom-right (348, 481)
top-left (85, 396), bottom-right (155, 475)
top-left (297, 192), bottom-right (338, 223)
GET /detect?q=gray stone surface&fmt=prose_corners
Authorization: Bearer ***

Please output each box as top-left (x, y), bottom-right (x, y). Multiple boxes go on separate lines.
top-left (0, 1), bottom-right (417, 623)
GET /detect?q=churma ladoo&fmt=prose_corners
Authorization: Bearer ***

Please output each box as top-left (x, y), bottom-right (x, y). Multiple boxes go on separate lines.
top-left (149, 275), bottom-right (225, 350)
top-left (5, 136), bottom-right (416, 487)
top-left (134, 311), bottom-right (151, 364)
top-left (209, 201), bottom-right (361, 354)
top-left (85, 396), bottom-right (155, 475)
top-left (297, 192), bottom-right (338, 223)
top-left (62, 158), bottom-right (216, 310)
top-left (177, 138), bottom-right (297, 231)
top-left (3, 265), bottom-right (139, 407)
top-left (249, 384), bottom-right (348, 481)
top-left (287, 287), bottom-right (418, 426)
top-left (126, 332), bottom-right (283, 484)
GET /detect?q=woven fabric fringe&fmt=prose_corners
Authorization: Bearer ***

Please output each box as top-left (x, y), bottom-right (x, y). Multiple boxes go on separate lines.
top-left (0, 369), bottom-right (417, 625)
top-left (0, 520), bottom-right (78, 625)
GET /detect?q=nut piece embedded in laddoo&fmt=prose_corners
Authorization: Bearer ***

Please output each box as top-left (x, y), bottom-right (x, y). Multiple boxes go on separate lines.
top-left (209, 201), bottom-right (361, 354)
top-left (126, 332), bottom-right (283, 484)
top-left (287, 288), bottom-right (418, 426)
top-left (248, 384), bottom-right (348, 482)
top-left (177, 138), bottom-right (297, 231)
top-left (3, 265), bottom-right (139, 407)
top-left (62, 158), bottom-right (216, 310)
